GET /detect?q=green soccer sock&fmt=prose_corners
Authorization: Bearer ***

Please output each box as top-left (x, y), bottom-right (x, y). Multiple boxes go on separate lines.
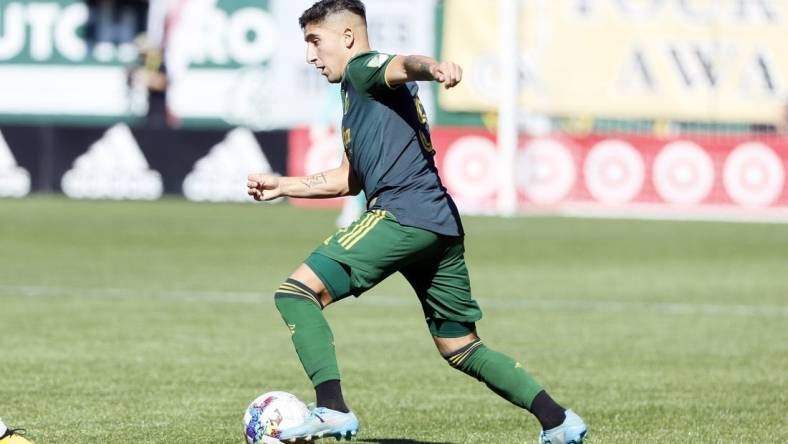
top-left (443, 338), bottom-right (544, 410)
top-left (274, 279), bottom-right (340, 387)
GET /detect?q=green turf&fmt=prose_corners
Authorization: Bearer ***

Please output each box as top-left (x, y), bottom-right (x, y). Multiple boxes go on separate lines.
top-left (1, 196), bottom-right (787, 443)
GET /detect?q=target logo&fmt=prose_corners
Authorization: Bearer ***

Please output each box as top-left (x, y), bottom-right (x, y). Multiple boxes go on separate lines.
top-left (517, 138), bottom-right (576, 204)
top-left (723, 142), bottom-right (785, 206)
top-left (653, 141), bottom-right (714, 205)
top-left (442, 136), bottom-right (499, 200)
top-left (584, 140), bottom-right (645, 204)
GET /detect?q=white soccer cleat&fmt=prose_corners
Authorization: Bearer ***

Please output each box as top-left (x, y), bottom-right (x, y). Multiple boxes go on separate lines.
top-left (539, 409), bottom-right (587, 444)
top-left (278, 406), bottom-right (359, 442)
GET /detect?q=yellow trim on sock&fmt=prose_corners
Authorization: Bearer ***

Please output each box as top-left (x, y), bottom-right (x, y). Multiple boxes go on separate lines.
top-left (449, 341), bottom-right (483, 367)
top-left (279, 282), bottom-right (313, 296)
top-left (277, 284), bottom-right (320, 307)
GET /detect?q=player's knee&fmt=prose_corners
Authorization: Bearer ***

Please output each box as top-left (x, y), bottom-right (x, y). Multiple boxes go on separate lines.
top-left (430, 320), bottom-right (478, 353)
top-left (274, 278), bottom-right (323, 311)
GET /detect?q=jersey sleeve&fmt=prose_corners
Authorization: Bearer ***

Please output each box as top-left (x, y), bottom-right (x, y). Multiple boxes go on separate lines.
top-left (345, 52), bottom-right (397, 98)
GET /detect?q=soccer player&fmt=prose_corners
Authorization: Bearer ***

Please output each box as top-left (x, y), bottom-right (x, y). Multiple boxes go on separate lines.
top-left (247, 1), bottom-right (587, 442)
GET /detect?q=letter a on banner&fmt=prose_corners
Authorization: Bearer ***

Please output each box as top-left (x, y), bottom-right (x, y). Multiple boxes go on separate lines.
top-left (61, 124), bottom-right (163, 200)
top-left (183, 127), bottom-right (279, 203)
top-left (0, 130), bottom-right (31, 197)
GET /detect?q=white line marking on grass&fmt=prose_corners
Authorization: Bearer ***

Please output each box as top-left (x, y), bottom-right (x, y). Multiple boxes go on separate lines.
top-left (475, 299), bottom-right (788, 318)
top-left (2, 285), bottom-right (787, 318)
top-left (0, 285), bottom-right (263, 303)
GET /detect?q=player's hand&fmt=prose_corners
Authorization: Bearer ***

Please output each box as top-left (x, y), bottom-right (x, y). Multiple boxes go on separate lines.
top-left (431, 61), bottom-right (463, 89)
top-left (247, 174), bottom-right (282, 201)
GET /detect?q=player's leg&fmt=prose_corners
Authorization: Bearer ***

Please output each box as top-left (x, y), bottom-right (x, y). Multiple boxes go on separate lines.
top-left (274, 260), bottom-right (360, 441)
top-left (401, 237), bottom-right (587, 443)
top-left (275, 262), bottom-right (347, 407)
top-left (276, 210), bottom-right (420, 441)
top-left (433, 333), bottom-right (581, 441)
top-left (277, 212), bottom-right (392, 412)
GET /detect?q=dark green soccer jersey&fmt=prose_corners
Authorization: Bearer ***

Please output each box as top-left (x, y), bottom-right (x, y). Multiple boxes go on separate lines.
top-left (340, 51), bottom-right (463, 237)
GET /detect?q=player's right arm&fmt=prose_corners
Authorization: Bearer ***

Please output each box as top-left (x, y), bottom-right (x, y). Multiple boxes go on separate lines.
top-left (247, 153), bottom-right (361, 201)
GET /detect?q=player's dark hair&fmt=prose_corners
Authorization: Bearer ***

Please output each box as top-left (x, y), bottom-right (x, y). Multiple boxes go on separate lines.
top-left (299, 0), bottom-right (367, 29)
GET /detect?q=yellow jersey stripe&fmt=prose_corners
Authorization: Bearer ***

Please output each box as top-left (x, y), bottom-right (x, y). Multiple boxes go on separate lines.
top-left (342, 210), bottom-right (385, 250)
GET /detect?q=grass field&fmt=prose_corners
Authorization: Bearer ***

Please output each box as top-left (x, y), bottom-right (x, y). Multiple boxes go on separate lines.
top-left (1, 196), bottom-right (787, 443)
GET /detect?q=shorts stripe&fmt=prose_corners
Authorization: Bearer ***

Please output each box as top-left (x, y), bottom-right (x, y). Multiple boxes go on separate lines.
top-left (337, 212), bottom-right (375, 246)
top-left (341, 210), bottom-right (385, 250)
top-left (339, 211), bottom-right (380, 246)
top-left (338, 211), bottom-right (381, 248)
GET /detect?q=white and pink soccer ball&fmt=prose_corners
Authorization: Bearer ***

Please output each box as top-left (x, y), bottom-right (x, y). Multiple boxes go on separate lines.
top-left (243, 391), bottom-right (309, 444)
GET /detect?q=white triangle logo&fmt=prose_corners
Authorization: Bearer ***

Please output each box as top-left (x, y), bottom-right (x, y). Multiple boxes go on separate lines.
top-left (61, 124), bottom-right (163, 200)
top-left (0, 130), bottom-right (31, 198)
top-left (183, 127), bottom-right (277, 202)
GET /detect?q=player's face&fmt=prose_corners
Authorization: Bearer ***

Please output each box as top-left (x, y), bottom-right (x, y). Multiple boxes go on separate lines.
top-left (304, 23), bottom-right (346, 83)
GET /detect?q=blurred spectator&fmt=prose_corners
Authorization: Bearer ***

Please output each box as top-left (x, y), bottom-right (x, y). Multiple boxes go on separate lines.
top-left (127, 34), bottom-right (173, 129)
top-left (125, 0), bottom-right (189, 129)
top-left (138, 0), bottom-right (216, 128)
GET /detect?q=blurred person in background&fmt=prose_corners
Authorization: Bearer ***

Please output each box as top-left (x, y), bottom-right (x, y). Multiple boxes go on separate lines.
top-left (126, 0), bottom-right (198, 128)
top-left (127, 34), bottom-right (170, 129)
top-left (126, 0), bottom-right (169, 128)
top-left (247, 1), bottom-right (587, 443)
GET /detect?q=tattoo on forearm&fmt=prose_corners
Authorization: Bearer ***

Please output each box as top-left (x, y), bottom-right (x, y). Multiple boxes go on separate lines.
top-left (301, 173), bottom-right (327, 189)
top-left (404, 56), bottom-right (435, 81)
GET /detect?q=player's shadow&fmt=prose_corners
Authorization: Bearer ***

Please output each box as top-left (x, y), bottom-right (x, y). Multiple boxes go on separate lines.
top-left (359, 440), bottom-right (455, 444)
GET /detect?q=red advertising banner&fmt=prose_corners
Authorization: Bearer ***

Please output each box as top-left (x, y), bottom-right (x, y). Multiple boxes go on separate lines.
top-left (287, 127), bottom-right (347, 208)
top-left (289, 127), bottom-right (788, 222)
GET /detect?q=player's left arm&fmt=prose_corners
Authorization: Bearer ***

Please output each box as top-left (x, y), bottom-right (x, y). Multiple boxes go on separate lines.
top-left (384, 55), bottom-right (462, 89)
top-left (247, 152), bottom-right (360, 201)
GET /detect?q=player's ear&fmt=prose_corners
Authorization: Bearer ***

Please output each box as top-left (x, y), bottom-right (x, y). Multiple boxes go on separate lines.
top-left (343, 27), bottom-right (354, 49)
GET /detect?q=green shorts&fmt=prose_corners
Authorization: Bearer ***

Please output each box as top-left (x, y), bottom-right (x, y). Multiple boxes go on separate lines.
top-left (304, 209), bottom-right (482, 337)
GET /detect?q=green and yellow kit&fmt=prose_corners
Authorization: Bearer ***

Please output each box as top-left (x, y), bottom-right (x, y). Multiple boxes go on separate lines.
top-left (306, 51), bottom-right (481, 337)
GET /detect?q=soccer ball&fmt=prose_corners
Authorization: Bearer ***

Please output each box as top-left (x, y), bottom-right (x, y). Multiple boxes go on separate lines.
top-left (243, 391), bottom-right (309, 444)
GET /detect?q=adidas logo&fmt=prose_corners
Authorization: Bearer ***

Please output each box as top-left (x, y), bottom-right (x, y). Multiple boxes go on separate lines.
top-left (183, 127), bottom-right (279, 202)
top-left (0, 130), bottom-right (31, 198)
top-left (61, 124), bottom-right (163, 200)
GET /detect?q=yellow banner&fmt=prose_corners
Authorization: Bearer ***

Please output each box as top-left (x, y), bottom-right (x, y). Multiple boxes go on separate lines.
top-left (440, 0), bottom-right (788, 123)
